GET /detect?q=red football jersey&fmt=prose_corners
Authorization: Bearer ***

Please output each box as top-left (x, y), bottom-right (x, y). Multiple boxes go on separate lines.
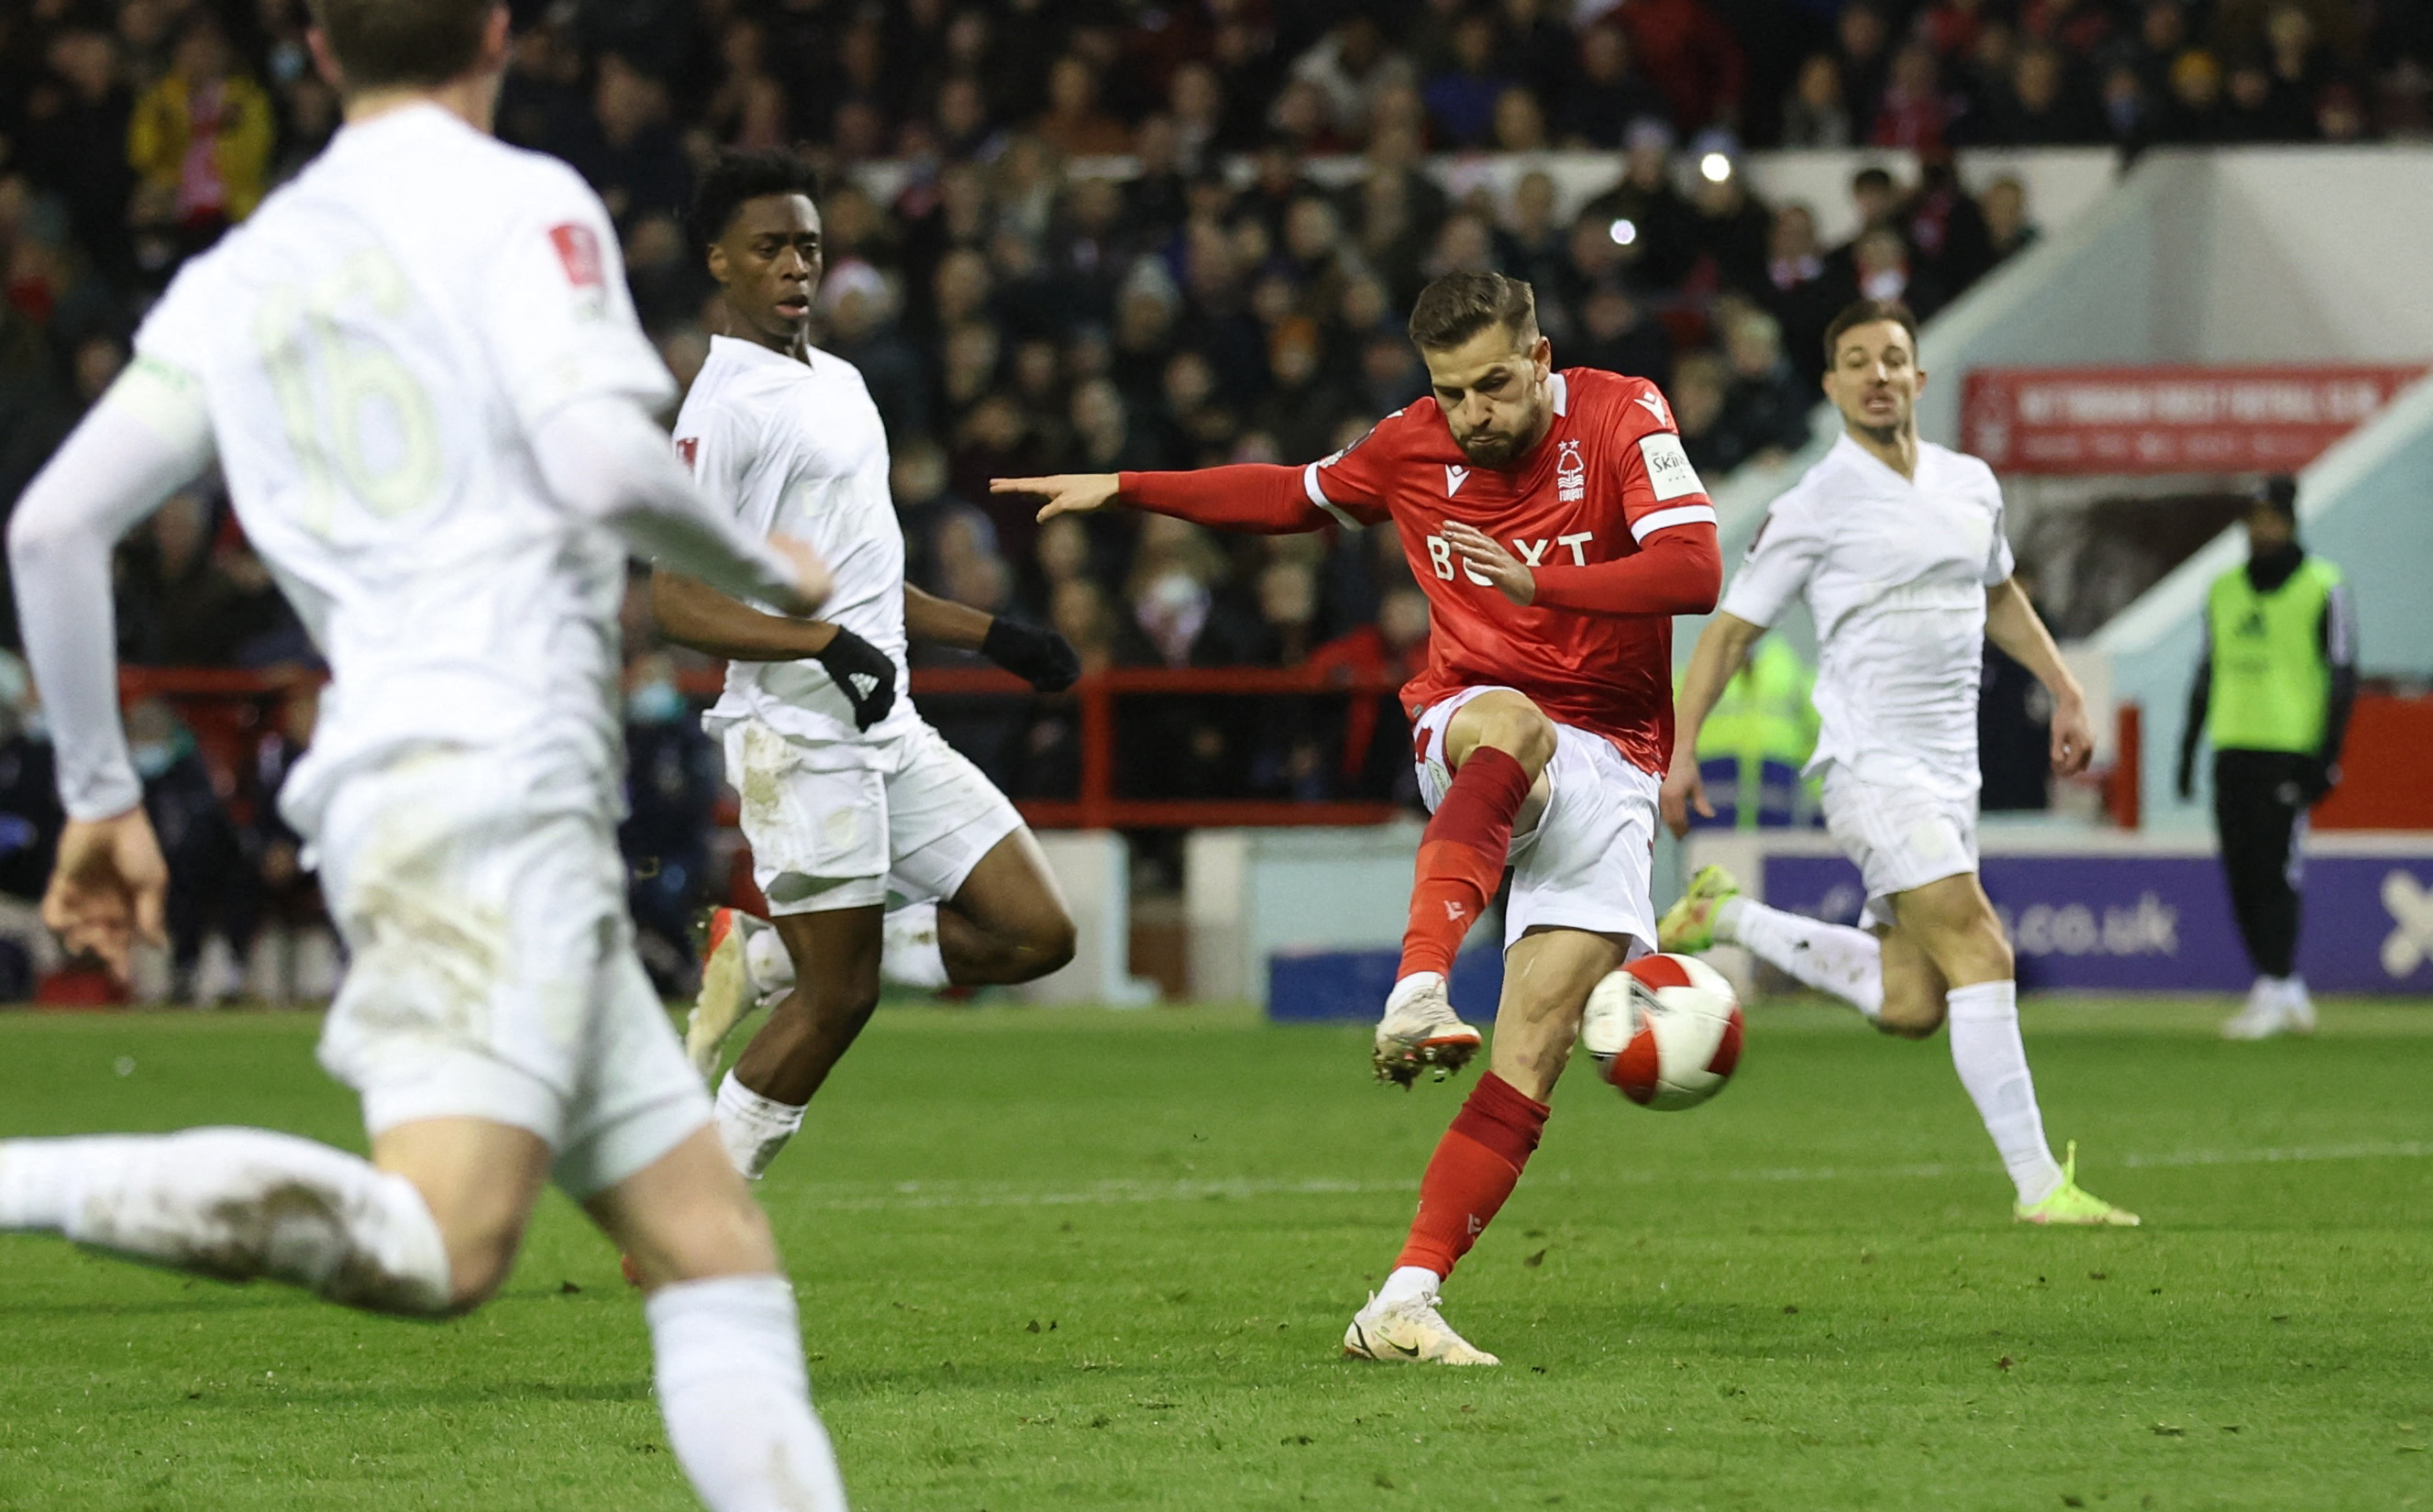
top-left (1304, 369), bottom-right (1716, 775)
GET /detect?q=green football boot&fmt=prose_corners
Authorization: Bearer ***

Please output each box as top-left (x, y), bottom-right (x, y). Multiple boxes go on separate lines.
top-left (2015, 1141), bottom-right (2140, 1227)
top-left (1657, 863), bottom-right (1742, 955)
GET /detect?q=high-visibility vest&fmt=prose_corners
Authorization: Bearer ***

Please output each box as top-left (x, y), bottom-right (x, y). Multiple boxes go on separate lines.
top-left (2205, 557), bottom-right (2340, 755)
top-left (1692, 638), bottom-right (1821, 828)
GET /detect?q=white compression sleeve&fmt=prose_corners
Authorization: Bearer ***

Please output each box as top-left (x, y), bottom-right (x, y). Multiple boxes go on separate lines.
top-left (0, 1126), bottom-right (452, 1315)
top-left (6, 359), bottom-right (216, 820)
top-left (527, 394), bottom-right (817, 614)
top-left (647, 1275), bottom-right (847, 1512)
top-left (1719, 898), bottom-right (1885, 1019)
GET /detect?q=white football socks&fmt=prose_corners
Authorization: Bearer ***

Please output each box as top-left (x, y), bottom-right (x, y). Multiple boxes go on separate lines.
top-left (1378, 1264), bottom-right (1442, 1306)
top-left (1944, 981), bottom-right (2065, 1206)
top-left (881, 901), bottom-right (951, 990)
top-left (0, 1127), bottom-right (451, 1315)
top-left (738, 901), bottom-right (954, 997)
top-left (714, 1072), bottom-right (807, 1179)
top-left (1717, 897), bottom-right (1885, 1021)
top-left (647, 1275), bottom-right (847, 1512)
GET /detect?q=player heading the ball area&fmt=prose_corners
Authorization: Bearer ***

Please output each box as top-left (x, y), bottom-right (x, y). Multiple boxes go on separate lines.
top-left (0, 3), bottom-right (851, 1508)
top-left (1661, 298), bottom-right (2137, 1230)
top-left (654, 150), bottom-right (1082, 1181)
top-left (996, 270), bottom-right (1724, 1365)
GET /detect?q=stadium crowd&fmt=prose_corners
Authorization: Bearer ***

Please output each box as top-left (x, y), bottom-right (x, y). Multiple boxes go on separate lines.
top-left (0, 0), bottom-right (2423, 997)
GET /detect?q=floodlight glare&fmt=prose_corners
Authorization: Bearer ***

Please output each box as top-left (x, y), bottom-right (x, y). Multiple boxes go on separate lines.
top-left (1608, 218), bottom-right (1638, 246)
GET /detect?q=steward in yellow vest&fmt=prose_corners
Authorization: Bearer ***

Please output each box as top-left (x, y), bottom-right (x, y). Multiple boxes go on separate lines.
top-left (1687, 636), bottom-right (1821, 829)
top-left (2174, 476), bottom-right (2357, 1040)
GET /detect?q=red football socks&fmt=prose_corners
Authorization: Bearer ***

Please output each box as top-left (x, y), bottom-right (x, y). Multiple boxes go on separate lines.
top-left (1399, 745), bottom-right (1532, 980)
top-left (1395, 1072), bottom-right (1551, 1278)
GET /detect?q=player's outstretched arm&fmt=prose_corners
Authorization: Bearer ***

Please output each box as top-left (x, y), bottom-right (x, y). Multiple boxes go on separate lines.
top-left (992, 465), bottom-right (1337, 535)
top-left (902, 585), bottom-right (1080, 692)
top-left (1663, 612), bottom-right (1768, 838)
top-left (1985, 576), bottom-right (2094, 777)
top-left (652, 568), bottom-right (843, 662)
top-left (7, 360), bottom-right (214, 979)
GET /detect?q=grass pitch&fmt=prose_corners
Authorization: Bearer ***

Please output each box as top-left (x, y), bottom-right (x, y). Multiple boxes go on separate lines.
top-left (1, 999), bottom-right (2427, 1511)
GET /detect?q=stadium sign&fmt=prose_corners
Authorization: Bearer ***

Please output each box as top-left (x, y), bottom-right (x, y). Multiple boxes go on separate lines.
top-left (1962, 365), bottom-right (2426, 474)
top-left (1762, 851), bottom-right (2433, 994)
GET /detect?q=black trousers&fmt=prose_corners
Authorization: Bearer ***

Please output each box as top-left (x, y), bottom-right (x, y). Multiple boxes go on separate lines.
top-left (2212, 749), bottom-right (2313, 979)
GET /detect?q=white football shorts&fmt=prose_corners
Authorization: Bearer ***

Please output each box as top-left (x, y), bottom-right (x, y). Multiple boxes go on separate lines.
top-left (718, 715), bottom-right (1023, 916)
top-left (1412, 687), bottom-right (1659, 955)
top-left (1819, 761), bottom-right (1982, 927)
top-left (311, 745), bottom-right (709, 1201)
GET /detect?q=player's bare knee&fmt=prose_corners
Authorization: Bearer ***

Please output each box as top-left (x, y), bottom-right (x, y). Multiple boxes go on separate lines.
top-left (435, 1223), bottom-right (527, 1313)
top-left (1484, 709), bottom-right (1558, 775)
top-left (1023, 909), bottom-right (1078, 977)
top-left (1874, 999), bottom-right (1944, 1039)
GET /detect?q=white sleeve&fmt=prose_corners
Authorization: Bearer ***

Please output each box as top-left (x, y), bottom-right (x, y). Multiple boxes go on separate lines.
top-left (481, 166), bottom-right (677, 434)
top-left (528, 394), bottom-right (817, 613)
top-left (6, 359), bottom-right (217, 821)
top-left (1718, 492), bottom-right (1825, 629)
top-left (1983, 482), bottom-right (2018, 587)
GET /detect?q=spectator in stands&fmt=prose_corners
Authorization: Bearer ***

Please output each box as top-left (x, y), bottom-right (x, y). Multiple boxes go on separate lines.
top-left (1562, 25), bottom-right (1669, 149)
top-left (1874, 43), bottom-right (1958, 151)
top-left (1290, 16), bottom-right (1418, 146)
top-left (1686, 139), bottom-right (1772, 297)
top-left (1983, 43), bottom-right (2105, 143)
top-left (1764, 202), bottom-right (1835, 381)
top-left (18, 27), bottom-right (137, 281)
top-left (1581, 118), bottom-right (1698, 286)
top-left (1781, 54), bottom-right (1855, 147)
top-left (127, 697), bottom-right (249, 1003)
top-left (1615, 0), bottom-right (1748, 131)
top-left (1720, 306), bottom-right (1816, 463)
top-left (127, 14), bottom-right (274, 255)
top-left (1982, 175), bottom-right (2040, 267)
top-left (1833, 2), bottom-right (1896, 127)
top-left (1669, 348), bottom-right (1741, 475)
top-left (1422, 13), bottom-right (1512, 149)
top-left (562, 53), bottom-right (690, 226)
top-left (0, 653), bottom-right (63, 997)
top-left (1038, 55), bottom-right (1134, 158)
top-left (620, 654), bottom-right (719, 995)
top-left (2154, 49), bottom-right (2232, 141)
top-left (236, 683), bottom-right (333, 1006)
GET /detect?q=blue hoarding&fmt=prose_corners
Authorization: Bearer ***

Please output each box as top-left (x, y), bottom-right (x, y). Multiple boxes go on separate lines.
top-left (1761, 851), bottom-right (2433, 993)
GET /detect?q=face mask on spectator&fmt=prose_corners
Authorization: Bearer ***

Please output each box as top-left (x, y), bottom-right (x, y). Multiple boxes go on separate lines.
top-left (628, 679), bottom-right (688, 726)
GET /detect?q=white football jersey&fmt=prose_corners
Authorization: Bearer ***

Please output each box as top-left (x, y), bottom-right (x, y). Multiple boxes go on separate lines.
top-left (1719, 433), bottom-right (2016, 797)
top-left (129, 104), bottom-right (675, 832)
top-left (674, 335), bottom-right (912, 746)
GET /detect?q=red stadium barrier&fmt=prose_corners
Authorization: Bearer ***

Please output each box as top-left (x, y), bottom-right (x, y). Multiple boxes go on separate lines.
top-left (118, 664), bottom-right (1413, 831)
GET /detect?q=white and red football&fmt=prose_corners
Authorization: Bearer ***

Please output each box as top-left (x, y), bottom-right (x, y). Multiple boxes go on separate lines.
top-left (1579, 953), bottom-right (1744, 1110)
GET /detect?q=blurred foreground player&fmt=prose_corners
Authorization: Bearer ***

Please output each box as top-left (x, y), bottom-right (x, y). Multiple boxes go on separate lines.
top-left (658, 151), bottom-right (1079, 1178)
top-left (0, 6), bottom-right (849, 1507)
top-left (1662, 300), bottom-right (2135, 1229)
top-left (2176, 477), bottom-right (2356, 1039)
top-left (996, 270), bottom-right (1722, 1364)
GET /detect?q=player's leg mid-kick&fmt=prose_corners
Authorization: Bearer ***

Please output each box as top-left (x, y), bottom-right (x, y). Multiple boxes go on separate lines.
top-left (1373, 689), bottom-right (1553, 1087)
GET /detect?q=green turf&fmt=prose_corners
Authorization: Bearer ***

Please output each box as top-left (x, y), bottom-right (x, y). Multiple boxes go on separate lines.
top-left (2, 999), bottom-right (2429, 1512)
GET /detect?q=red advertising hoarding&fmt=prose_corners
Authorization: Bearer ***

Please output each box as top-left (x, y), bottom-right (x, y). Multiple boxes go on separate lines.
top-left (1963, 365), bottom-right (2424, 474)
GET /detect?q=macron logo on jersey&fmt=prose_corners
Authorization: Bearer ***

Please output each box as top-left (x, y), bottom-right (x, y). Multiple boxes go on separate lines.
top-left (1444, 464), bottom-right (1470, 496)
top-left (1634, 389), bottom-right (1672, 427)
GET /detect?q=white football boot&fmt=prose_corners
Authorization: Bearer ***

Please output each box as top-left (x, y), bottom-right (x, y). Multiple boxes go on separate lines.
top-left (1343, 1291), bottom-right (1500, 1366)
top-left (2281, 976), bottom-right (2317, 1034)
top-left (2220, 976), bottom-right (2293, 1041)
top-left (686, 908), bottom-right (766, 1080)
top-left (1372, 972), bottom-right (1482, 1087)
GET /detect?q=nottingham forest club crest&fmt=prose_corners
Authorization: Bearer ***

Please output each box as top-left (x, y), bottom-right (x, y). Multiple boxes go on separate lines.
top-left (1556, 438), bottom-right (1586, 502)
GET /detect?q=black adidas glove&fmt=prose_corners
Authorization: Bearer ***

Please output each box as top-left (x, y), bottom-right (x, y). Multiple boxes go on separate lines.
top-left (814, 627), bottom-right (898, 731)
top-left (981, 615), bottom-right (1082, 692)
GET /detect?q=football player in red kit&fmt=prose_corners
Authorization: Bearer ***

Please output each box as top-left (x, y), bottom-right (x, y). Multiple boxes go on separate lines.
top-left (993, 270), bottom-right (1720, 1364)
